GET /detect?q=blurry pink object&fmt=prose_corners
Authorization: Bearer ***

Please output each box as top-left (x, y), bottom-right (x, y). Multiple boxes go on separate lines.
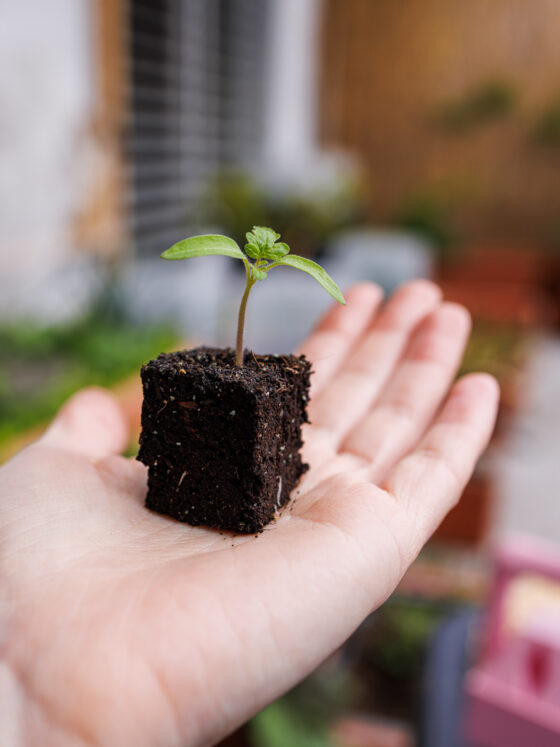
top-left (465, 535), bottom-right (560, 746)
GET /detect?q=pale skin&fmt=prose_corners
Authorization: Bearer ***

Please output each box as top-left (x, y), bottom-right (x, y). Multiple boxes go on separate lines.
top-left (0, 281), bottom-right (499, 746)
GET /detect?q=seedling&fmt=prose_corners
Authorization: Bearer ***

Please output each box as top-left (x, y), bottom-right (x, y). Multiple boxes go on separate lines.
top-left (162, 226), bottom-right (345, 365)
top-left (140, 226), bottom-right (342, 532)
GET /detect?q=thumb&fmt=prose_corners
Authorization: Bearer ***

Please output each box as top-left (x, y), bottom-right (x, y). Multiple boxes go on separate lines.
top-left (40, 387), bottom-right (129, 460)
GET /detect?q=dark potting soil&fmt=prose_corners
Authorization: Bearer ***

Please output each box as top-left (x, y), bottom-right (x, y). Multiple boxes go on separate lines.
top-left (137, 347), bottom-right (311, 534)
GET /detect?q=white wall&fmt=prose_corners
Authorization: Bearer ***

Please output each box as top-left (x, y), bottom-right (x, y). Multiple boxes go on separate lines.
top-left (261, 0), bottom-right (322, 185)
top-left (0, 0), bottom-right (94, 301)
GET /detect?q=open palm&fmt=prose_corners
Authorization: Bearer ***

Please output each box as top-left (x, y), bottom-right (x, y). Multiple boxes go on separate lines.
top-left (0, 281), bottom-right (498, 746)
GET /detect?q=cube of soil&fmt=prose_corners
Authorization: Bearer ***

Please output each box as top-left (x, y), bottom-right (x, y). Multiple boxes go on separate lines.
top-left (137, 347), bottom-right (311, 534)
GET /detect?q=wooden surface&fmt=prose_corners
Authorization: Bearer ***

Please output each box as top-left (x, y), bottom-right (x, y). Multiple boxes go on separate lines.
top-left (319, 0), bottom-right (560, 244)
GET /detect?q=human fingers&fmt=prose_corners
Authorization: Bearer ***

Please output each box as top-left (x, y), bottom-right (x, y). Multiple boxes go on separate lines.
top-left (40, 387), bottom-right (129, 461)
top-left (295, 283), bottom-right (383, 397)
top-left (343, 303), bottom-right (471, 480)
top-left (385, 373), bottom-right (499, 556)
top-left (308, 280), bottom-right (442, 438)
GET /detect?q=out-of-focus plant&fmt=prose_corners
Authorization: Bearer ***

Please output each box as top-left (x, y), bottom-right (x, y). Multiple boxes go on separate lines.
top-left (362, 599), bottom-right (445, 680)
top-left (433, 79), bottom-right (518, 134)
top-left (0, 313), bottom-right (178, 456)
top-left (196, 171), bottom-right (270, 247)
top-left (249, 700), bottom-right (331, 747)
top-left (459, 322), bottom-right (527, 385)
top-left (393, 191), bottom-right (456, 258)
top-left (196, 166), bottom-right (368, 256)
top-left (531, 97), bottom-right (560, 148)
top-left (460, 322), bottom-right (527, 413)
top-left (249, 664), bottom-right (358, 747)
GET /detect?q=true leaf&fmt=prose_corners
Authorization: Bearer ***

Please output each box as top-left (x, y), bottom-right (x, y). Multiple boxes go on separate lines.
top-left (247, 226), bottom-right (280, 250)
top-left (251, 266), bottom-right (268, 281)
top-left (278, 255), bottom-right (346, 304)
top-left (263, 242), bottom-right (290, 260)
top-left (244, 243), bottom-right (261, 259)
top-left (161, 235), bottom-right (245, 261)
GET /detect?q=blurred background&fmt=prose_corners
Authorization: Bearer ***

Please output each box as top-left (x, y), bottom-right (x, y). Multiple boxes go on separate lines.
top-left (2, 1), bottom-right (560, 745)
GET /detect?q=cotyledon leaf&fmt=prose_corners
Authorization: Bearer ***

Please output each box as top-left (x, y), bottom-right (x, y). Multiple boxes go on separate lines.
top-left (161, 235), bottom-right (245, 261)
top-left (277, 254), bottom-right (346, 304)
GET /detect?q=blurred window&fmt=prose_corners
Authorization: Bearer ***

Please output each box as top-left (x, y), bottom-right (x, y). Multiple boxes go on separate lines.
top-left (128, 0), bottom-right (269, 257)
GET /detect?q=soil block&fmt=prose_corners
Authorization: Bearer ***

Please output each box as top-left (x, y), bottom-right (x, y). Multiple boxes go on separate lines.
top-left (137, 346), bottom-right (311, 534)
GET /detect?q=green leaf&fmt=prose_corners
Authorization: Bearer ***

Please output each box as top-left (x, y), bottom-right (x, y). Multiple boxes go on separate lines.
top-left (277, 255), bottom-right (346, 304)
top-left (247, 226), bottom-right (280, 250)
top-left (244, 242), bottom-right (261, 259)
top-left (161, 235), bottom-right (245, 261)
top-left (251, 266), bottom-right (268, 281)
top-left (263, 242), bottom-right (290, 260)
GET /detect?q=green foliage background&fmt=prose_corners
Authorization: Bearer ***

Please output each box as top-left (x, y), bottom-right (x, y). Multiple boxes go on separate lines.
top-left (0, 314), bottom-right (178, 452)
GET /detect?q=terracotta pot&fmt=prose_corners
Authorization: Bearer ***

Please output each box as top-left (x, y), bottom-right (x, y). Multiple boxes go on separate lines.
top-left (439, 245), bottom-right (547, 286)
top-left (543, 254), bottom-right (560, 329)
top-left (433, 471), bottom-right (493, 545)
top-left (437, 279), bottom-right (554, 327)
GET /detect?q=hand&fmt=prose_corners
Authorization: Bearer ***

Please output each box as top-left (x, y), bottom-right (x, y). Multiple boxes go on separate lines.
top-left (0, 281), bottom-right (498, 746)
